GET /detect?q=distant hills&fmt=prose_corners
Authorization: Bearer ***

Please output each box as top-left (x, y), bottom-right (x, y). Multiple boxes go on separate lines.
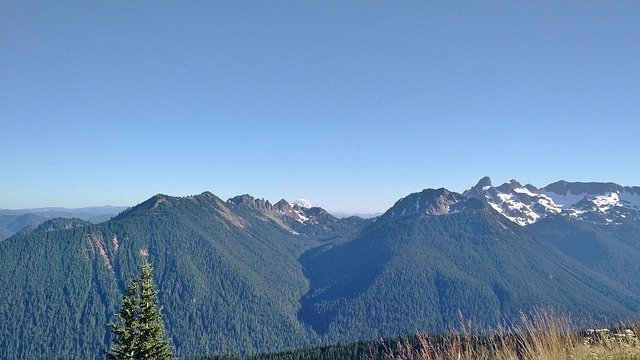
top-left (1, 178), bottom-right (639, 358)
top-left (0, 205), bottom-right (127, 240)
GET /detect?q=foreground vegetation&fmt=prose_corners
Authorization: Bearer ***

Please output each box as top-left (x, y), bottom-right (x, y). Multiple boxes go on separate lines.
top-left (199, 310), bottom-right (640, 360)
top-left (383, 311), bottom-right (640, 360)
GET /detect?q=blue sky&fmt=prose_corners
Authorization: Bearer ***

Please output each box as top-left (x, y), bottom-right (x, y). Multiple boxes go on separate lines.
top-left (1, 1), bottom-right (638, 213)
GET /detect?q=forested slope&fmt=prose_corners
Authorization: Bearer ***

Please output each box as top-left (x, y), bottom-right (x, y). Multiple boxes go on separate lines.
top-left (299, 209), bottom-right (640, 342)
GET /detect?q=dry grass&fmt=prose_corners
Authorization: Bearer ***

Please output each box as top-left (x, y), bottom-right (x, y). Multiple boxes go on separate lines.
top-left (383, 310), bottom-right (640, 360)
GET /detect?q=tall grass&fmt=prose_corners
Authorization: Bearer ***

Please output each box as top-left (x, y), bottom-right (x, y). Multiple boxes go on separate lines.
top-left (383, 309), bottom-right (640, 360)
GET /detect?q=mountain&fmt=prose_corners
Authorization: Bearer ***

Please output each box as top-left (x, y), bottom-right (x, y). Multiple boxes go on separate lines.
top-left (1, 180), bottom-right (640, 358)
top-left (0, 205), bottom-right (128, 219)
top-left (463, 177), bottom-right (640, 226)
top-left (541, 181), bottom-right (640, 224)
top-left (292, 199), bottom-right (315, 209)
top-left (376, 187), bottom-right (484, 224)
top-left (329, 211), bottom-right (382, 219)
top-left (463, 178), bottom-right (561, 226)
top-left (0, 205), bottom-right (127, 240)
top-left (0, 213), bottom-right (47, 240)
top-left (298, 197), bottom-right (639, 341)
top-left (226, 195), bottom-right (372, 241)
top-left (528, 215), bottom-right (640, 294)
top-left (0, 192), bottom-right (369, 359)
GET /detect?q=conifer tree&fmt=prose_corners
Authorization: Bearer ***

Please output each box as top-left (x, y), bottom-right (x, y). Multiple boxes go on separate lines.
top-left (107, 251), bottom-right (172, 359)
top-left (137, 263), bottom-right (172, 358)
top-left (107, 280), bottom-right (139, 360)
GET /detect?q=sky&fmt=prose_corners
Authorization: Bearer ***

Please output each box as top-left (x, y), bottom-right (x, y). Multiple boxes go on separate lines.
top-left (1, 1), bottom-right (639, 213)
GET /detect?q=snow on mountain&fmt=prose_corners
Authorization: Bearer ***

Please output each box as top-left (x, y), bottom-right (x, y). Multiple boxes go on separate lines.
top-left (463, 178), bottom-right (640, 226)
top-left (229, 181), bottom-right (640, 229)
top-left (540, 182), bottom-right (640, 224)
top-left (463, 178), bottom-right (561, 226)
top-left (538, 189), bottom-right (586, 209)
top-left (292, 199), bottom-right (315, 209)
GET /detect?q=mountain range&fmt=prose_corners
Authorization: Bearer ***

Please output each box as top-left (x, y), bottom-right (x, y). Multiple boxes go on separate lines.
top-left (1, 178), bottom-right (639, 358)
top-left (0, 205), bottom-right (127, 240)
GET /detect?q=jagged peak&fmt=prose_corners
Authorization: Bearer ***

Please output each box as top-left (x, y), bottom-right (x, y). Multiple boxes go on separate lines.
top-left (274, 199), bottom-right (292, 210)
top-left (495, 179), bottom-right (524, 194)
top-left (475, 176), bottom-right (493, 189)
top-left (228, 194), bottom-right (256, 205)
top-left (376, 186), bottom-right (483, 224)
top-left (464, 177), bottom-right (493, 197)
top-left (227, 194), bottom-right (273, 211)
top-left (200, 191), bottom-right (216, 198)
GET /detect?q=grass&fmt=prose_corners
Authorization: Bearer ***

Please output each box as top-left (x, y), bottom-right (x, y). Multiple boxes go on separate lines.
top-left (383, 310), bottom-right (640, 360)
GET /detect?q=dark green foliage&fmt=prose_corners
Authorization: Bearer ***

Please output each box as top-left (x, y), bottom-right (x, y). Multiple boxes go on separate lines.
top-left (186, 355), bottom-right (242, 360)
top-left (108, 280), bottom-right (141, 359)
top-left (108, 262), bottom-right (172, 359)
top-left (244, 338), bottom-right (387, 360)
top-left (243, 334), bottom-right (437, 360)
top-left (0, 192), bottom-right (321, 358)
top-left (1, 191), bottom-right (640, 359)
top-left (36, 217), bottom-right (93, 232)
top-left (299, 210), bottom-right (640, 342)
top-left (528, 216), bottom-right (640, 293)
top-left (287, 209), bottom-right (374, 242)
top-left (137, 263), bottom-right (172, 358)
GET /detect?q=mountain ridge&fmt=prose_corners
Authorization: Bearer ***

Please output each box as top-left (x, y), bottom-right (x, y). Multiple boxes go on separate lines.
top-left (1, 179), bottom-right (639, 358)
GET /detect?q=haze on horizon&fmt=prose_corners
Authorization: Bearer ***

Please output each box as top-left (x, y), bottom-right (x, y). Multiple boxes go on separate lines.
top-left (1, 2), bottom-right (638, 213)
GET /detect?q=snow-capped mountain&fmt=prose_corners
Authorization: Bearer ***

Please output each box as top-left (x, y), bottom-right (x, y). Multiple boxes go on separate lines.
top-left (465, 177), bottom-right (640, 226)
top-left (463, 177), bottom-right (561, 226)
top-left (541, 181), bottom-right (640, 224)
top-left (292, 198), bottom-right (315, 209)
top-left (373, 177), bottom-right (640, 227)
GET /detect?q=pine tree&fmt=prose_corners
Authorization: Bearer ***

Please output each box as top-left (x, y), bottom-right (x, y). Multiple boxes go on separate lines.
top-left (107, 255), bottom-right (172, 359)
top-left (107, 280), bottom-right (140, 360)
top-left (137, 263), bottom-right (172, 358)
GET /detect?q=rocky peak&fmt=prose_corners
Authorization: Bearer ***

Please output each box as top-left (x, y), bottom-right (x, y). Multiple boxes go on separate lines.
top-left (470, 176), bottom-right (492, 192)
top-left (462, 178), bottom-right (640, 226)
top-left (495, 179), bottom-right (523, 194)
top-left (273, 199), bottom-right (293, 212)
top-left (477, 176), bottom-right (492, 186)
top-left (378, 187), bottom-right (482, 223)
top-left (227, 195), bottom-right (273, 211)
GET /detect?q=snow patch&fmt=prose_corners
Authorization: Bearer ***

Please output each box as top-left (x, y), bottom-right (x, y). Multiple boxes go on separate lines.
top-left (293, 198), bottom-right (315, 209)
top-left (513, 187), bottom-right (538, 197)
top-left (296, 213), bottom-right (309, 223)
top-left (540, 190), bottom-right (586, 209)
top-left (592, 193), bottom-right (621, 212)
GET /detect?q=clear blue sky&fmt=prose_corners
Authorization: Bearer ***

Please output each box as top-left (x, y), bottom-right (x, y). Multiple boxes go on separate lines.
top-left (1, 1), bottom-right (638, 213)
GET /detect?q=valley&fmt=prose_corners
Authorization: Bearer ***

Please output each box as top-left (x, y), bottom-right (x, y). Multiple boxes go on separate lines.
top-left (1, 178), bottom-right (639, 358)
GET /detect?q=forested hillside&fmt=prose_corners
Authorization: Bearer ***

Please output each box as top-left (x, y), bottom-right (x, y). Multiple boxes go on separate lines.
top-left (1, 186), bottom-right (640, 358)
top-left (0, 193), bottom-right (326, 358)
top-left (528, 216), bottom-right (640, 293)
top-left (299, 209), bottom-right (639, 342)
